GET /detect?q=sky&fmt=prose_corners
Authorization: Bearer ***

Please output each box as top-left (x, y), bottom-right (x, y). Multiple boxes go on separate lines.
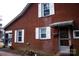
top-left (0, 0), bottom-right (27, 27)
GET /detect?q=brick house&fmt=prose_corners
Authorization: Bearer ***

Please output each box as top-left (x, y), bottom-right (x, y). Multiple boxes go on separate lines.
top-left (4, 3), bottom-right (79, 55)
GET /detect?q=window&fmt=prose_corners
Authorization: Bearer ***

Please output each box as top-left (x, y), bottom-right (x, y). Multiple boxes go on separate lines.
top-left (17, 30), bottom-right (22, 41)
top-left (8, 33), bottom-right (12, 39)
top-left (35, 27), bottom-right (51, 39)
top-left (15, 29), bottom-right (24, 43)
top-left (39, 28), bottom-right (46, 38)
top-left (73, 30), bottom-right (79, 39)
top-left (38, 3), bottom-right (54, 17)
top-left (8, 33), bottom-right (12, 43)
top-left (59, 29), bottom-right (70, 39)
top-left (60, 40), bottom-right (69, 46)
top-left (42, 3), bottom-right (50, 16)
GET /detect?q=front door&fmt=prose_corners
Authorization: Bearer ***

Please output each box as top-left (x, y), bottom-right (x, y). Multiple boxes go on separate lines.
top-left (59, 29), bottom-right (71, 54)
top-left (8, 33), bottom-right (12, 47)
top-left (5, 33), bottom-right (12, 47)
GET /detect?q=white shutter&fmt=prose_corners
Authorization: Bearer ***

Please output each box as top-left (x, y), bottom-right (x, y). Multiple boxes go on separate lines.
top-left (46, 27), bottom-right (51, 39)
top-left (22, 29), bottom-right (24, 43)
top-left (50, 3), bottom-right (55, 15)
top-left (14, 30), bottom-right (17, 43)
top-left (35, 28), bottom-right (39, 39)
top-left (38, 3), bottom-right (42, 17)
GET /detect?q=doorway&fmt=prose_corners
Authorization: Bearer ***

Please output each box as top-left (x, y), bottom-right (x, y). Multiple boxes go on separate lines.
top-left (5, 31), bottom-right (12, 47)
top-left (59, 28), bottom-right (71, 54)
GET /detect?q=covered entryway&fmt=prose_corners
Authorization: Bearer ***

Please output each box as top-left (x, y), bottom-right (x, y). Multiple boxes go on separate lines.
top-left (49, 20), bottom-right (73, 54)
top-left (5, 31), bottom-right (12, 47)
top-left (59, 28), bottom-right (71, 54)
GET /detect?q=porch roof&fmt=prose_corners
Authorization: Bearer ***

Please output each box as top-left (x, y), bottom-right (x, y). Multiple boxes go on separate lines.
top-left (49, 20), bottom-right (74, 27)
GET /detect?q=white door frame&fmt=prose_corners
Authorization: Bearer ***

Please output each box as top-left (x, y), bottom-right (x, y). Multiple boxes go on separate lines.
top-left (5, 30), bottom-right (12, 47)
top-left (58, 29), bottom-right (71, 54)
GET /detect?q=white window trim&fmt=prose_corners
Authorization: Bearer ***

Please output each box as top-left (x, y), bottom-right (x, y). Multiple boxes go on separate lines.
top-left (15, 29), bottom-right (24, 43)
top-left (50, 3), bottom-right (55, 15)
top-left (73, 30), bottom-right (79, 39)
top-left (35, 27), bottom-right (51, 40)
top-left (38, 3), bottom-right (55, 17)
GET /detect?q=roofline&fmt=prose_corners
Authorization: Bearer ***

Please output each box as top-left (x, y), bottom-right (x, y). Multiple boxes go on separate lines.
top-left (4, 3), bottom-right (31, 29)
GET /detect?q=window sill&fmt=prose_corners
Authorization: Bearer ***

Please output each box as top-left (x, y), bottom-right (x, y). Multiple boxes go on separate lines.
top-left (38, 39), bottom-right (51, 41)
top-left (37, 38), bottom-right (51, 40)
top-left (38, 14), bottom-right (53, 18)
top-left (73, 37), bottom-right (79, 39)
top-left (15, 41), bottom-right (24, 43)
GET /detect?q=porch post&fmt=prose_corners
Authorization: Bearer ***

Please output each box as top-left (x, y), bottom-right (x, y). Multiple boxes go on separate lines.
top-left (69, 40), bottom-right (71, 46)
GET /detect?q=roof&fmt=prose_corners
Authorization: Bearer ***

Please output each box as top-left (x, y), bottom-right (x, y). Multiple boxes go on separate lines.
top-left (4, 3), bottom-right (31, 29)
top-left (49, 20), bottom-right (74, 27)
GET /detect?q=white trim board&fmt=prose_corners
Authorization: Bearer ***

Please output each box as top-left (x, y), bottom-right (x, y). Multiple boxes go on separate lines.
top-left (5, 30), bottom-right (12, 33)
top-left (49, 20), bottom-right (73, 27)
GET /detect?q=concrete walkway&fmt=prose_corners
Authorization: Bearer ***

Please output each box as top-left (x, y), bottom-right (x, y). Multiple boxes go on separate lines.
top-left (0, 51), bottom-right (20, 56)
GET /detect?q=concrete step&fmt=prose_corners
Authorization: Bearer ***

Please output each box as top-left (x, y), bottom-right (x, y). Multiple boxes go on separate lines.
top-left (59, 53), bottom-right (70, 56)
top-left (55, 52), bottom-right (70, 56)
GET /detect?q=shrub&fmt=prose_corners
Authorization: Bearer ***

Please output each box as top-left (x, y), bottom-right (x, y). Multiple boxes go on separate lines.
top-left (75, 49), bottom-right (79, 56)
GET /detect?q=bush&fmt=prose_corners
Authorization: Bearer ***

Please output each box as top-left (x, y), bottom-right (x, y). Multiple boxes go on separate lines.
top-left (75, 49), bottom-right (79, 56)
top-left (10, 46), bottom-right (14, 49)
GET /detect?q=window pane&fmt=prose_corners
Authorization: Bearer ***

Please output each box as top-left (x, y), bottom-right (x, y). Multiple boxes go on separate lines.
top-left (8, 33), bottom-right (12, 43)
top-left (44, 10), bottom-right (50, 16)
top-left (8, 33), bottom-right (12, 39)
top-left (17, 30), bottom-right (22, 42)
top-left (8, 38), bottom-right (12, 43)
top-left (60, 40), bottom-right (69, 46)
top-left (41, 34), bottom-right (46, 38)
top-left (43, 3), bottom-right (49, 10)
top-left (60, 29), bottom-right (69, 38)
top-left (40, 28), bottom-right (46, 38)
top-left (18, 37), bottom-right (22, 41)
top-left (42, 3), bottom-right (50, 16)
top-left (40, 28), bottom-right (46, 34)
top-left (75, 31), bottom-right (79, 37)
top-left (18, 31), bottom-right (22, 36)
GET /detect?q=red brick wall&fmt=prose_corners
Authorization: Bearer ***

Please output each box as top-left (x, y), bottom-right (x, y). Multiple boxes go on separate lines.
top-left (5, 3), bottom-right (79, 55)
